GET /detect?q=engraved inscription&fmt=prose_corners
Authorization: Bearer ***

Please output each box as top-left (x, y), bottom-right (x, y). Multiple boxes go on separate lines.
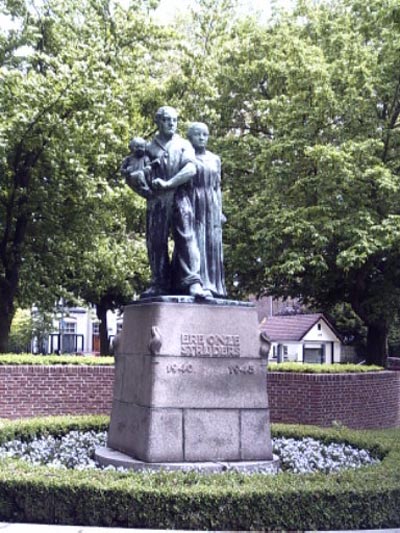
top-left (228, 365), bottom-right (255, 375)
top-left (181, 333), bottom-right (241, 357)
top-left (166, 363), bottom-right (193, 374)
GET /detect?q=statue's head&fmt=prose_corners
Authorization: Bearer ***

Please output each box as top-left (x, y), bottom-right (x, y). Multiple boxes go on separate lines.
top-left (129, 137), bottom-right (147, 157)
top-left (155, 106), bottom-right (178, 138)
top-left (187, 122), bottom-right (209, 152)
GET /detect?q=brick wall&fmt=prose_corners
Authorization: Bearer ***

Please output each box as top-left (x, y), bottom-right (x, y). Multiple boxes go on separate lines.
top-left (387, 357), bottom-right (400, 371)
top-left (0, 365), bottom-right (399, 429)
top-left (268, 371), bottom-right (400, 429)
top-left (0, 366), bottom-right (114, 419)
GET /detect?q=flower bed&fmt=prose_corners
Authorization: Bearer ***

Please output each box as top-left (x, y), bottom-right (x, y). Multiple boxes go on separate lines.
top-left (0, 415), bottom-right (398, 530)
top-left (0, 429), bottom-right (378, 475)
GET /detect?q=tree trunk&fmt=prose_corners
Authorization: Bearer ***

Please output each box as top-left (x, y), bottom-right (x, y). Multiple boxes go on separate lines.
top-left (0, 168), bottom-right (30, 353)
top-left (96, 302), bottom-right (110, 356)
top-left (365, 322), bottom-right (388, 367)
top-left (350, 279), bottom-right (388, 367)
top-left (0, 292), bottom-right (15, 353)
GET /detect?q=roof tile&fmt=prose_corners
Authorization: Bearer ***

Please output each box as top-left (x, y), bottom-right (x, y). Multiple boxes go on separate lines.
top-left (260, 313), bottom-right (326, 341)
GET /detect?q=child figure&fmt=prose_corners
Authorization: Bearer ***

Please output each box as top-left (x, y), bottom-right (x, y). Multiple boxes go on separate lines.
top-left (121, 137), bottom-right (153, 199)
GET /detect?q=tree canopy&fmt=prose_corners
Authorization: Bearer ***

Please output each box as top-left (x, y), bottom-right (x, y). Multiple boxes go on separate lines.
top-left (214, 0), bottom-right (400, 365)
top-left (0, 0), bottom-right (172, 351)
top-left (1, 0), bottom-right (399, 364)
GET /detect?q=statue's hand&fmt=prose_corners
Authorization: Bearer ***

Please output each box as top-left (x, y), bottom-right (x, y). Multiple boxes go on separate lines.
top-left (152, 178), bottom-right (170, 191)
top-left (128, 170), bottom-right (146, 187)
top-left (221, 213), bottom-right (227, 224)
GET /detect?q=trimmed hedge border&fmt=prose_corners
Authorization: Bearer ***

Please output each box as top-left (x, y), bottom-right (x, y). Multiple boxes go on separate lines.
top-left (0, 354), bottom-right (114, 365)
top-left (0, 354), bottom-right (385, 372)
top-left (0, 415), bottom-right (398, 529)
top-left (268, 362), bottom-right (384, 373)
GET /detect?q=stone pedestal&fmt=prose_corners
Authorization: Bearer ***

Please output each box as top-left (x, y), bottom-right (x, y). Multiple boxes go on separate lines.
top-left (96, 297), bottom-right (277, 471)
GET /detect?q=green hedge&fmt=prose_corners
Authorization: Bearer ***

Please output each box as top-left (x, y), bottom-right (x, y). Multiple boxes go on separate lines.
top-left (0, 354), bottom-right (114, 365)
top-left (269, 362), bottom-right (384, 373)
top-left (0, 355), bottom-right (384, 373)
top-left (0, 416), bottom-right (398, 529)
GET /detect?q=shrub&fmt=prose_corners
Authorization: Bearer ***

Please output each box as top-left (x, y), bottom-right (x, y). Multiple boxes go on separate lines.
top-left (268, 362), bottom-right (384, 373)
top-left (0, 356), bottom-right (384, 372)
top-left (0, 416), bottom-right (398, 529)
top-left (0, 354), bottom-right (114, 366)
top-left (8, 310), bottom-right (33, 353)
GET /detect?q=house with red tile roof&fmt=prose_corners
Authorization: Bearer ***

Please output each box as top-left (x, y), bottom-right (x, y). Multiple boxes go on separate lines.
top-left (260, 313), bottom-right (343, 364)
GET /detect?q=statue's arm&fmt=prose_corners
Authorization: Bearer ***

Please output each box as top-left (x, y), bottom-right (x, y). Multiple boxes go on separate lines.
top-left (216, 157), bottom-right (227, 224)
top-left (153, 162), bottom-right (196, 191)
top-left (120, 157), bottom-right (129, 174)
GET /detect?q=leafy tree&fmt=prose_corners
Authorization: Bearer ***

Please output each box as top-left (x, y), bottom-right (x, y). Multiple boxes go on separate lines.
top-left (326, 303), bottom-right (367, 358)
top-left (162, 0), bottom-right (239, 125)
top-left (388, 309), bottom-right (400, 357)
top-left (70, 187), bottom-right (149, 355)
top-left (8, 308), bottom-right (32, 353)
top-left (0, 0), bottom-right (171, 352)
top-left (214, 0), bottom-right (400, 365)
top-left (30, 307), bottom-right (53, 354)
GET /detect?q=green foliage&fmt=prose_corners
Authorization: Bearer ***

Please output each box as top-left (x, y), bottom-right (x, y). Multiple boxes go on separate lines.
top-left (0, 415), bottom-right (398, 529)
top-left (8, 309), bottom-right (32, 353)
top-left (0, 356), bottom-right (384, 371)
top-left (211, 0), bottom-right (400, 366)
top-left (388, 310), bottom-right (400, 356)
top-left (67, 187), bottom-right (149, 354)
top-left (0, 355), bottom-right (384, 372)
top-left (0, 354), bottom-right (113, 365)
top-left (269, 362), bottom-right (384, 373)
top-left (30, 308), bottom-right (53, 354)
top-left (8, 307), bottom-right (53, 353)
top-left (327, 303), bottom-right (367, 355)
top-left (166, 0), bottom-right (240, 125)
top-left (2, 0), bottom-right (398, 366)
top-left (0, 0), bottom-right (174, 351)
top-left (0, 415), bottom-right (109, 444)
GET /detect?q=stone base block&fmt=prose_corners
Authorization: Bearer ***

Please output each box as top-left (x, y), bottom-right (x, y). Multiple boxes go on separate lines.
top-left (105, 299), bottom-right (274, 465)
top-left (117, 353), bottom-right (269, 409)
top-left (107, 401), bottom-right (184, 462)
top-left (95, 446), bottom-right (280, 474)
top-left (107, 402), bottom-right (273, 463)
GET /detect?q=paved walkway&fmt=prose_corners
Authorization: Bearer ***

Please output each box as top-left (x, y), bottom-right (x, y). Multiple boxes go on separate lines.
top-left (0, 524), bottom-right (399, 532)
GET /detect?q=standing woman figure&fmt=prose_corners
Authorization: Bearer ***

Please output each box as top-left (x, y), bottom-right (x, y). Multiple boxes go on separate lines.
top-left (187, 122), bottom-right (226, 298)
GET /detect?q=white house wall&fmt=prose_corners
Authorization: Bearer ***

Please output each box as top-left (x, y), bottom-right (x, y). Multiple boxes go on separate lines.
top-left (47, 306), bottom-right (121, 354)
top-left (270, 319), bottom-right (343, 364)
top-left (303, 319), bottom-right (342, 363)
top-left (271, 341), bottom-right (303, 362)
top-left (333, 342), bottom-right (341, 363)
top-left (302, 319), bottom-right (340, 343)
top-left (74, 310), bottom-right (87, 339)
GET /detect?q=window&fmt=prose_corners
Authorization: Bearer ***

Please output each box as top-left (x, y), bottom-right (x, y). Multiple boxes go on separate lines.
top-left (63, 321), bottom-right (76, 334)
top-left (92, 322), bottom-right (100, 335)
top-left (303, 344), bottom-right (325, 364)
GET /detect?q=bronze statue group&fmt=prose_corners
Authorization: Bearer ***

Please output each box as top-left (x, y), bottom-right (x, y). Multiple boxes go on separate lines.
top-left (121, 106), bottom-right (226, 300)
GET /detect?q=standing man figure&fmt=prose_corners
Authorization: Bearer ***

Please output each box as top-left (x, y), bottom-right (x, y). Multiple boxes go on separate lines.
top-left (142, 106), bottom-right (209, 299)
